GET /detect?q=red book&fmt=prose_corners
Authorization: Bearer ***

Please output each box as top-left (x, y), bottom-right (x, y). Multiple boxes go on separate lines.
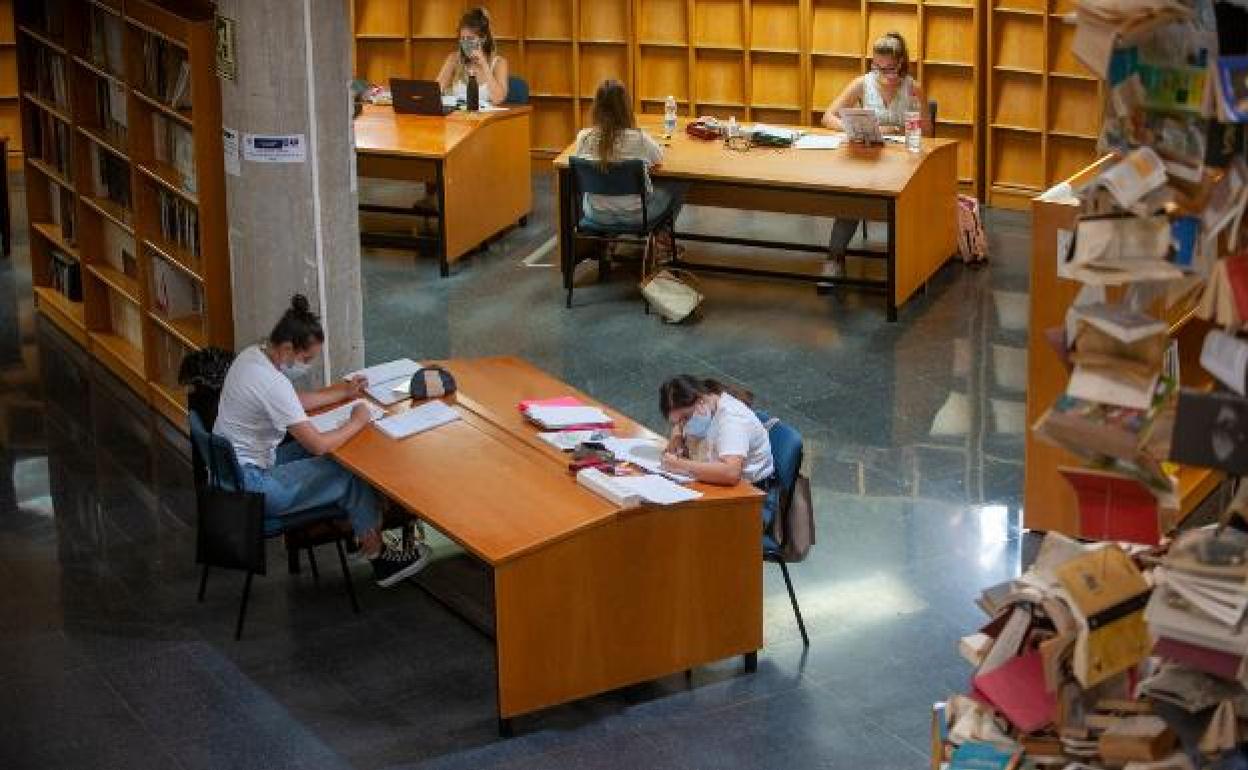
top-left (1225, 255), bottom-right (1248, 323)
top-left (1154, 636), bottom-right (1243, 681)
top-left (1059, 467), bottom-right (1162, 546)
top-left (972, 650), bottom-right (1056, 733)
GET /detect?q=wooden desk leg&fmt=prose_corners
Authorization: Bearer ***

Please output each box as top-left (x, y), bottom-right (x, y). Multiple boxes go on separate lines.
top-left (885, 198), bottom-right (898, 322)
top-left (435, 162), bottom-right (449, 278)
top-left (557, 167), bottom-right (574, 308)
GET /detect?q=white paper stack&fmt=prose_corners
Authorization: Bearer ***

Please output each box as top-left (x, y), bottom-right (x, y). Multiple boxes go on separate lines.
top-left (524, 405), bottom-right (613, 429)
top-left (576, 468), bottom-right (703, 507)
top-left (375, 401), bottom-right (460, 440)
top-left (310, 399), bottom-right (386, 433)
top-left (345, 358), bottom-right (422, 406)
top-left (576, 468), bottom-right (642, 508)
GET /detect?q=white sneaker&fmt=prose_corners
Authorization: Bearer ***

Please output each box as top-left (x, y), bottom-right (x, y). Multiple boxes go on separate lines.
top-left (370, 541), bottom-right (434, 588)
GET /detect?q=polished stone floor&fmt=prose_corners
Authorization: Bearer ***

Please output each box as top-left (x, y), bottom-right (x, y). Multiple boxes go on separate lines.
top-left (1, 170), bottom-right (1032, 769)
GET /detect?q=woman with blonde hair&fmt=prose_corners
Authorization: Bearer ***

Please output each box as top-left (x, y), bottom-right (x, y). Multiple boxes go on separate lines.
top-left (820, 32), bottom-right (927, 277)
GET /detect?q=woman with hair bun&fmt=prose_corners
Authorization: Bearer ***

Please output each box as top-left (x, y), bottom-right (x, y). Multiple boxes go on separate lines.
top-left (436, 6), bottom-right (510, 105)
top-left (213, 295), bottom-right (432, 587)
top-left (819, 31), bottom-right (927, 278)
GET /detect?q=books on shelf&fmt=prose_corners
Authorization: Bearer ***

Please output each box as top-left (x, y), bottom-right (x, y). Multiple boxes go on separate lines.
top-left (141, 33), bottom-right (193, 110)
top-left (32, 46), bottom-right (69, 108)
top-left (47, 178), bottom-right (76, 245)
top-left (31, 109), bottom-right (72, 178)
top-left (88, 5), bottom-right (126, 77)
top-left (150, 252), bottom-right (202, 319)
top-left (95, 77), bottom-right (128, 145)
top-left (156, 188), bottom-right (200, 257)
top-left (49, 248), bottom-right (81, 301)
top-left (109, 295), bottom-right (144, 348)
top-left (152, 114), bottom-right (196, 193)
top-left (93, 144), bottom-right (131, 212)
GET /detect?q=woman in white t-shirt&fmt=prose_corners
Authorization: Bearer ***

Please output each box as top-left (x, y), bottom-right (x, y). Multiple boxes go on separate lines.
top-left (213, 295), bottom-right (430, 588)
top-left (436, 7), bottom-right (509, 106)
top-left (573, 79), bottom-right (681, 234)
top-left (659, 376), bottom-right (776, 539)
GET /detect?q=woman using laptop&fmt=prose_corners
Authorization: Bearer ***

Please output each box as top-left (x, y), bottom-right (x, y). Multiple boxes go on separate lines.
top-left (819, 31), bottom-right (927, 278)
top-left (213, 295), bottom-right (431, 587)
top-left (436, 7), bottom-right (509, 105)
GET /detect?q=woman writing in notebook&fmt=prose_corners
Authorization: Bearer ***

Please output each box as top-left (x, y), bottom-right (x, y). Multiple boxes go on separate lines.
top-left (213, 295), bottom-right (432, 587)
top-left (436, 7), bottom-right (509, 105)
top-left (820, 31), bottom-right (928, 278)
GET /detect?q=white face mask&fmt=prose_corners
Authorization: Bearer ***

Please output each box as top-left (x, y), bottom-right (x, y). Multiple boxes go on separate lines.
top-left (279, 359), bottom-right (311, 381)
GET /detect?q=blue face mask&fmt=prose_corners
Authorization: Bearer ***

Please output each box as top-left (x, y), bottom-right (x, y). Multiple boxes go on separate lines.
top-left (279, 359), bottom-right (311, 381)
top-left (684, 412), bottom-right (712, 439)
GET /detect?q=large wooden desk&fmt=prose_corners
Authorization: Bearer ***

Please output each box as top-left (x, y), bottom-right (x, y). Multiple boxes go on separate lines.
top-left (332, 357), bottom-right (764, 733)
top-left (553, 118), bottom-right (959, 321)
top-left (354, 105), bottom-right (532, 276)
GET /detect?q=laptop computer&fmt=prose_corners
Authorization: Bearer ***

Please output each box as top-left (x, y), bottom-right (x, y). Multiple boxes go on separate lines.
top-left (390, 78), bottom-right (455, 116)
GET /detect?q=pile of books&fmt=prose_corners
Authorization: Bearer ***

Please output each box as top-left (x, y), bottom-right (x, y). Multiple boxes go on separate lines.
top-left (140, 33), bottom-right (192, 110)
top-left (93, 146), bottom-right (131, 212)
top-left (49, 248), bottom-right (80, 302)
top-left (87, 5), bottom-right (125, 77)
top-left (934, 3), bottom-right (1248, 768)
top-left (31, 110), bottom-right (71, 179)
top-left (94, 78), bottom-right (128, 146)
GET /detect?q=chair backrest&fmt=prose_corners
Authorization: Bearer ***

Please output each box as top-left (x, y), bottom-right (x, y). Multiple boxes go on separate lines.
top-left (765, 417), bottom-right (804, 500)
top-left (756, 409), bottom-right (815, 562)
top-left (568, 156), bottom-right (650, 229)
top-left (188, 411), bottom-right (244, 492)
top-left (504, 75), bottom-right (530, 105)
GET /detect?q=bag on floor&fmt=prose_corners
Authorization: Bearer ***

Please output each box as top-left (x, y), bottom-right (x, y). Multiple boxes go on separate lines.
top-left (956, 194), bottom-right (988, 265)
top-left (640, 229), bottom-right (703, 323)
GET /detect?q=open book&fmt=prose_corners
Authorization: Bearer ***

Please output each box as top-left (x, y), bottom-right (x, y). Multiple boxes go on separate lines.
top-left (310, 399), bottom-right (386, 433)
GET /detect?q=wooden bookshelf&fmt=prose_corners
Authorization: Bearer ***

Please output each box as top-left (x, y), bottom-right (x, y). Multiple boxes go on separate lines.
top-left (16, 0), bottom-right (233, 429)
top-left (349, 0), bottom-right (982, 193)
top-left (1025, 156), bottom-right (1220, 537)
top-left (0, 0), bottom-right (21, 166)
top-left (985, 0), bottom-right (1102, 209)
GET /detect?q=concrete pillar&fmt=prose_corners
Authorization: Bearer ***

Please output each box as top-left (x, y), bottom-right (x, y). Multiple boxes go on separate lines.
top-left (215, 0), bottom-right (363, 384)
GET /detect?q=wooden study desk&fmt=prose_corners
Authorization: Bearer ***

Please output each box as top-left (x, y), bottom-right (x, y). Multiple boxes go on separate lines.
top-left (332, 357), bottom-right (764, 734)
top-left (553, 118), bottom-right (959, 320)
top-left (354, 105), bottom-right (532, 276)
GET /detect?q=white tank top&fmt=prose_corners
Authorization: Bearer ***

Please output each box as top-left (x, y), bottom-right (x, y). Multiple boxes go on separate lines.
top-left (862, 71), bottom-right (917, 128)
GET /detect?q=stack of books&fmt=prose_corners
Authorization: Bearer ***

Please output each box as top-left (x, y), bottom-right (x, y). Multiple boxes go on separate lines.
top-left (31, 111), bottom-right (71, 178)
top-left (156, 189), bottom-right (199, 257)
top-left (32, 47), bottom-right (68, 108)
top-left (94, 146), bottom-right (131, 212)
top-left (87, 5), bottom-right (125, 77)
top-left (151, 115), bottom-right (196, 193)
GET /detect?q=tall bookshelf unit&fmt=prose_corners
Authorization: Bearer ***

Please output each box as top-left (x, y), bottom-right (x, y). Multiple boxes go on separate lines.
top-left (0, 0), bottom-right (19, 167)
top-left (985, 0), bottom-right (1102, 209)
top-left (16, 0), bottom-right (232, 428)
top-left (350, 0), bottom-right (983, 194)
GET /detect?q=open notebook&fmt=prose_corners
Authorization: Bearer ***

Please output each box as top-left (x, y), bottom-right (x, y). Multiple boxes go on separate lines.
top-left (310, 399), bottom-right (386, 433)
top-left (344, 358), bottom-right (422, 406)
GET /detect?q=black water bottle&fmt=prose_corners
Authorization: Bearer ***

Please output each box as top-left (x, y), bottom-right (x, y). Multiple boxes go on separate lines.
top-left (467, 73), bottom-right (480, 112)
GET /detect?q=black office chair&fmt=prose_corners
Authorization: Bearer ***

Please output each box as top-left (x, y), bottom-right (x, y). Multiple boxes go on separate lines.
top-left (189, 412), bottom-right (360, 640)
top-left (565, 157), bottom-right (682, 308)
top-left (860, 99), bottom-right (938, 244)
top-left (504, 75), bottom-right (529, 105)
top-left (758, 411), bottom-right (811, 647)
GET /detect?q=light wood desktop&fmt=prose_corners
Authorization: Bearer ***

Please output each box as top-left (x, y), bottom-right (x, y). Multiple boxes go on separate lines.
top-left (553, 118), bottom-right (959, 321)
top-left (331, 357), bottom-right (764, 734)
top-left (353, 104), bottom-right (532, 276)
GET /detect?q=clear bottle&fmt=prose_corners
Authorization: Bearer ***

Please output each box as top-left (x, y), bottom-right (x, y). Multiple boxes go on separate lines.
top-left (727, 115), bottom-right (738, 139)
top-left (663, 95), bottom-right (677, 137)
top-left (904, 110), bottom-right (922, 153)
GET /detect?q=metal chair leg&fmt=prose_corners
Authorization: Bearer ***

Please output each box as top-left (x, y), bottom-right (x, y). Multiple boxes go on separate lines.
top-left (778, 560), bottom-right (809, 647)
top-left (307, 547), bottom-right (320, 586)
top-left (287, 544), bottom-right (301, 575)
top-left (197, 565), bottom-right (209, 602)
top-left (234, 572), bottom-right (254, 641)
top-left (642, 235), bottom-right (652, 315)
top-left (336, 539), bottom-right (360, 615)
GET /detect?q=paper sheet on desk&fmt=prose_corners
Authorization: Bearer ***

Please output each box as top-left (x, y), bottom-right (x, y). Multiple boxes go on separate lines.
top-left (310, 399), bottom-right (385, 433)
top-left (793, 134), bottom-right (843, 150)
top-left (346, 358), bottom-right (423, 405)
top-left (375, 401), bottom-right (460, 440)
top-left (603, 437), bottom-right (695, 483)
top-left (615, 475), bottom-right (704, 505)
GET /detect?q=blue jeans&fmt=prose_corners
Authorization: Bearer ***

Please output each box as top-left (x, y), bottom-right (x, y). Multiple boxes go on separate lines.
top-left (240, 443), bottom-right (380, 537)
top-left (761, 479), bottom-right (780, 552)
top-left (583, 184), bottom-right (680, 229)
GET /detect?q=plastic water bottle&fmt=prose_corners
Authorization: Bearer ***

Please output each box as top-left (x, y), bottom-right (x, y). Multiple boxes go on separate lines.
top-left (904, 110), bottom-right (922, 153)
top-left (663, 95), bottom-right (677, 138)
top-left (467, 74), bottom-right (480, 112)
top-left (727, 115), bottom-right (738, 139)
